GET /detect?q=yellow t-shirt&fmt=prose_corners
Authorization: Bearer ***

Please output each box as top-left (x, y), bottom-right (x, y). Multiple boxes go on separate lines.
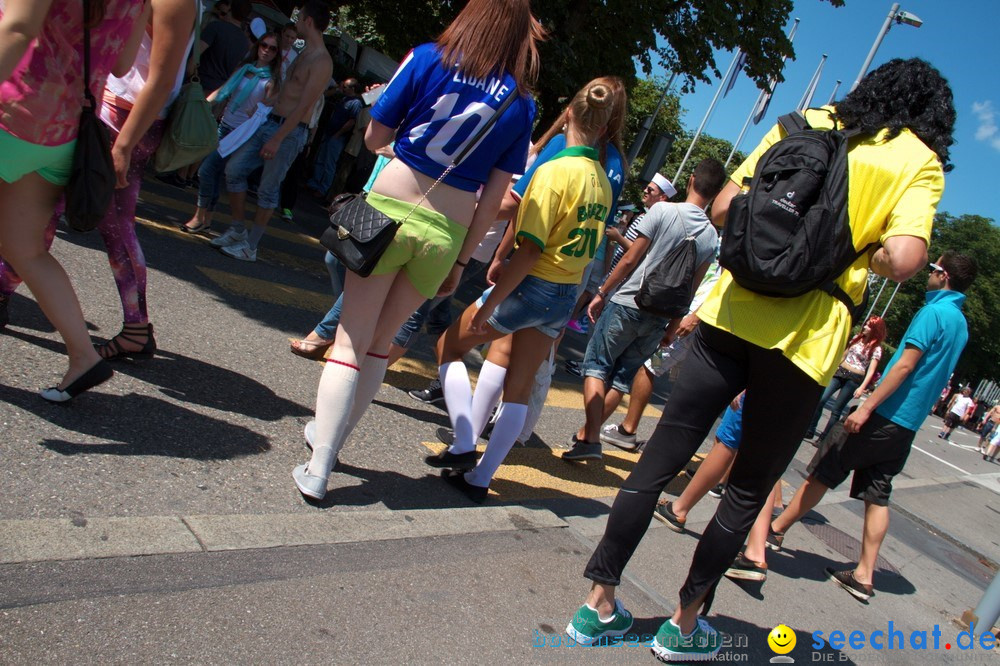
top-left (514, 146), bottom-right (613, 284)
top-left (698, 106), bottom-right (944, 385)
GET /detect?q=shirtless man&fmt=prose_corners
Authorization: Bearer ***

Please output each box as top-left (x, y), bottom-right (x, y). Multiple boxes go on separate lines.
top-left (212, 1), bottom-right (333, 262)
top-left (979, 402), bottom-right (1000, 453)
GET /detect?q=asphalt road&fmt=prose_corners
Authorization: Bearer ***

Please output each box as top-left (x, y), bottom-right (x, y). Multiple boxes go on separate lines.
top-left (1, 177), bottom-right (997, 664)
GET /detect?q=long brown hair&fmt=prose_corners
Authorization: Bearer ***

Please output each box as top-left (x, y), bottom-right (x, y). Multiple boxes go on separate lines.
top-left (531, 76), bottom-right (628, 171)
top-left (435, 0), bottom-right (545, 95)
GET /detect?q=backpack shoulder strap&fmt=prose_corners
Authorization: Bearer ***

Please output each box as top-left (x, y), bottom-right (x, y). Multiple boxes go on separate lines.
top-left (778, 111), bottom-right (809, 135)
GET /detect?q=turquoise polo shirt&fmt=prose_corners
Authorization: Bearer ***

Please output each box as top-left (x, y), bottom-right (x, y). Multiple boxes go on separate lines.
top-left (875, 290), bottom-right (969, 432)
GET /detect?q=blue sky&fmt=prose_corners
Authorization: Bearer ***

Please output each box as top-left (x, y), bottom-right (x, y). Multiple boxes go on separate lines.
top-left (656, 0), bottom-right (999, 222)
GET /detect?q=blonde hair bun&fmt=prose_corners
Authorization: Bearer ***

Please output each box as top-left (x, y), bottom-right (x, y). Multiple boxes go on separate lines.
top-left (586, 83), bottom-right (612, 110)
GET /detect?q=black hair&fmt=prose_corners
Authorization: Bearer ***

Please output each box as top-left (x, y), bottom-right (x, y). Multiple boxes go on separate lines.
top-left (229, 0), bottom-right (252, 22)
top-left (834, 58), bottom-right (956, 171)
top-left (300, 1), bottom-right (332, 34)
top-left (691, 158), bottom-right (727, 200)
top-left (940, 251), bottom-right (977, 293)
top-left (283, 22), bottom-right (297, 33)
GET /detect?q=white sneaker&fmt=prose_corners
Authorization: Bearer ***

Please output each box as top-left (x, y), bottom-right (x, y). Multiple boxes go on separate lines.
top-left (220, 239), bottom-right (257, 262)
top-left (210, 226), bottom-right (248, 247)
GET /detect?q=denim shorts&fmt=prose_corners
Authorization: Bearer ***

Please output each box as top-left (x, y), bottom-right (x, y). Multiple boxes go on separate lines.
top-left (479, 274), bottom-right (578, 339)
top-left (582, 301), bottom-right (670, 393)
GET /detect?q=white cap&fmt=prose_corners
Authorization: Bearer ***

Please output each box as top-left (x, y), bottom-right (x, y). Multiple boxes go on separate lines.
top-left (651, 173), bottom-right (676, 198)
top-left (250, 17), bottom-right (267, 39)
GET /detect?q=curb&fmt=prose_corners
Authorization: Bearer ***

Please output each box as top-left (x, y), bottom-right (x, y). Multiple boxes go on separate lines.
top-left (0, 505), bottom-right (567, 565)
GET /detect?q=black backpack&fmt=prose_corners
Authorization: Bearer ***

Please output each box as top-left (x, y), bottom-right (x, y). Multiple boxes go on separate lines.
top-left (635, 234), bottom-right (699, 319)
top-left (719, 110), bottom-right (870, 318)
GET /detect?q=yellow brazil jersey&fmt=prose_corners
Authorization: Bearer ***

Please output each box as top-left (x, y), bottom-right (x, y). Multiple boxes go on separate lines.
top-left (698, 106), bottom-right (944, 385)
top-left (514, 146), bottom-right (613, 284)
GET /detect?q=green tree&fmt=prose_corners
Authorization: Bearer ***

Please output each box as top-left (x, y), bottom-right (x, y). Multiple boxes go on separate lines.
top-left (872, 213), bottom-right (1000, 385)
top-left (336, 0), bottom-right (843, 130)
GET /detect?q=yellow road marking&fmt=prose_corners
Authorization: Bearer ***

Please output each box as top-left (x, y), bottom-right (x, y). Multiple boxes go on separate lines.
top-left (138, 190), bottom-right (323, 248)
top-left (198, 267), bottom-right (329, 312)
top-left (423, 442), bottom-right (702, 500)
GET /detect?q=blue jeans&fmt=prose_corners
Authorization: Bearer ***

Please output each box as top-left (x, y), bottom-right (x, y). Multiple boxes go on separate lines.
top-left (306, 134), bottom-right (347, 195)
top-left (224, 119), bottom-right (308, 210)
top-left (314, 252), bottom-right (347, 340)
top-left (482, 274), bottom-right (578, 339)
top-left (196, 124), bottom-right (235, 211)
top-left (581, 302), bottom-right (670, 393)
top-left (806, 369), bottom-right (863, 438)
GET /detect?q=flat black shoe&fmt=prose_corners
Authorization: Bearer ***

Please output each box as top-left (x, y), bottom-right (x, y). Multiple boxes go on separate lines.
top-left (425, 449), bottom-right (478, 470)
top-left (0, 294), bottom-right (8, 330)
top-left (40, 359), bottom-right (114, 403)
top-left (440, 469), bottom-right (488, 504)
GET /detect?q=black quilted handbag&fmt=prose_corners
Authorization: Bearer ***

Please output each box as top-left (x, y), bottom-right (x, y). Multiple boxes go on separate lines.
top-left (321, 91), bottom-right (517, 277)
top-left (320, 193), bottom-right (398, 277)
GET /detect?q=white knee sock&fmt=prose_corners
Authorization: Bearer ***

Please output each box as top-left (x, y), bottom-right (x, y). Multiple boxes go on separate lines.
top-left (465, 402), bottom-right (528, 488)
top-left (470, 360), bottom-right (506, 440)
top-left (309, 360), bottom-right (360, 478)
top-left (441, 361), bottom-right (476, 455)
top-left (335, 352), bottom-right (389, 454)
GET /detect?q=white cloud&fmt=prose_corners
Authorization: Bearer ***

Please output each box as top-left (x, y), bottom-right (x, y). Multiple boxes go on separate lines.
top-left (972, 100), bottom-right (1000, 151)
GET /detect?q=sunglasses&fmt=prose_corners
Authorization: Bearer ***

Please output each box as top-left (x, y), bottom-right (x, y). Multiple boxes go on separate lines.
top-left (260, 43), bottom-right (278, 52)
top-left (929, 262), bottom-right (946, 274)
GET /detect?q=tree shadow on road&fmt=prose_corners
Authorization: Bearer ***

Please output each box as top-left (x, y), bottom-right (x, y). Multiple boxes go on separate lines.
top-left (0, 384), bottom-right (271, 460)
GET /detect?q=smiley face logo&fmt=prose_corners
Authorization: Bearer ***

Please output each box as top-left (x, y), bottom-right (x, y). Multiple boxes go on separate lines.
top-left (767, 624), bottom-right (796, 655)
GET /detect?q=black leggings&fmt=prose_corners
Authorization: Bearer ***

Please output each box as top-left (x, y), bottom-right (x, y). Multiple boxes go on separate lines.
top-left (584, 324), bottom-right (823, 611)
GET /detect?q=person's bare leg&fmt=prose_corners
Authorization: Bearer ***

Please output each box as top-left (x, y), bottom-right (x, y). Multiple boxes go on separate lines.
top-left (0, 175), bottom-right (102, 388)
top-left (771, 474), bottom-right (831, 534)
top-left (621, 366), bottom-right (655, 434)
top-left (581, 376), bottom-right (607, 442)
top-left (852, 502), bottom-right (890, 586)
top-left (386, 342), bottom-right (407, 367)
top-left (229, 190), bottom-right (247, 227)
top-left (183, 205), bottom-right (212, 231)
top-left (671, 591), bottom-right (707, 635)
top-left (577, 385), bottom-right (625, 441)
top-left (584, 582), bottom-right (617, 619)
top-left (743, 483), bottom-right (781, 563)
top-left (672, 440), bottom-right (737, 520)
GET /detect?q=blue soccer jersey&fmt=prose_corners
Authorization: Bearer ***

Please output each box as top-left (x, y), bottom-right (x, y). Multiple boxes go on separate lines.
top-left (370, 43), bottom-right (535, 192)
top-left (511, 133), bottom-right (625, 222)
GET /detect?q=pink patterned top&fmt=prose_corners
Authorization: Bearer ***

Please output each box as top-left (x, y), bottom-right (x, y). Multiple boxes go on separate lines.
top-left (0, 0), bottom-right (145, 146)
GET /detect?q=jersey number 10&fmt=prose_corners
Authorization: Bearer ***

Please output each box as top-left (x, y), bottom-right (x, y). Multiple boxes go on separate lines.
top-left (407, 93), bottom-right (499, 167)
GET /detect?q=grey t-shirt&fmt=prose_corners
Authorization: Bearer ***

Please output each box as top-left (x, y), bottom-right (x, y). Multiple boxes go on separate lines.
top-left (611, 201), bottom-right (719, 310)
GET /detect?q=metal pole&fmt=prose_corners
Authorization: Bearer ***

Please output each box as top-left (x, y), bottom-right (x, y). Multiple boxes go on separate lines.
top-left (852, 3), bottom-right (899, 91)
top-left (826, 80), bottom-right (842, 105)
top-left (725, 89), bottom-right (766, 168)
top-left (797, 54), bottom-right (827, 111)
top-left (969, 571), bottom-right (1000, 632)
top-left (880, 282), bottom-right (902, 317)
top-left (864, 275), bottom-right (890, 321)
top-left (674, 49), bottom-right (742, 183)
top-left (627, 71), bottom-right (677, 166)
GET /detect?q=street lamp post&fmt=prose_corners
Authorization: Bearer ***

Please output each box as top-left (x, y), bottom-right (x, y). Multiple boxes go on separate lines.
top-left (851, 3), bottom-right (923, 91)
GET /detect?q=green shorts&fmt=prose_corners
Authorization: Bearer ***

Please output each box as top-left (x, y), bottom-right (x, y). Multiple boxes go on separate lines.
top-left (0, 127), bottom-right (76, 186)
top-left (367, 191), bottom-right (467, 298)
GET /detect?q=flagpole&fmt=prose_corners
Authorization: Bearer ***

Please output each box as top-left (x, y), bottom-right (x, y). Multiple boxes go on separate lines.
top-left (796, 54), bottom-right (827, 111)
top-left (673, 49), bottom-right (742, 183)
top-left (724, 19), bottom-right (800, 168)
top-left (725, 89), bottom-right (766, 168)
top-left (826, 79), bottom-right (842, 105)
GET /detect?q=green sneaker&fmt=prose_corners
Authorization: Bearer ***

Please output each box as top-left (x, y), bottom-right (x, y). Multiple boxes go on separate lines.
top-left (651, 617), bottom-right (721, 662)
top-left (565, 599), bottom-right (633, 646)
top-left (280, 208), bottom-right (294, 221)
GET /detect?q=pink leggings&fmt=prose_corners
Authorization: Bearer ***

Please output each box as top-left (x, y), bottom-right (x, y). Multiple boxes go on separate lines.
top-left (0, 105), bottom-right (165, 324)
